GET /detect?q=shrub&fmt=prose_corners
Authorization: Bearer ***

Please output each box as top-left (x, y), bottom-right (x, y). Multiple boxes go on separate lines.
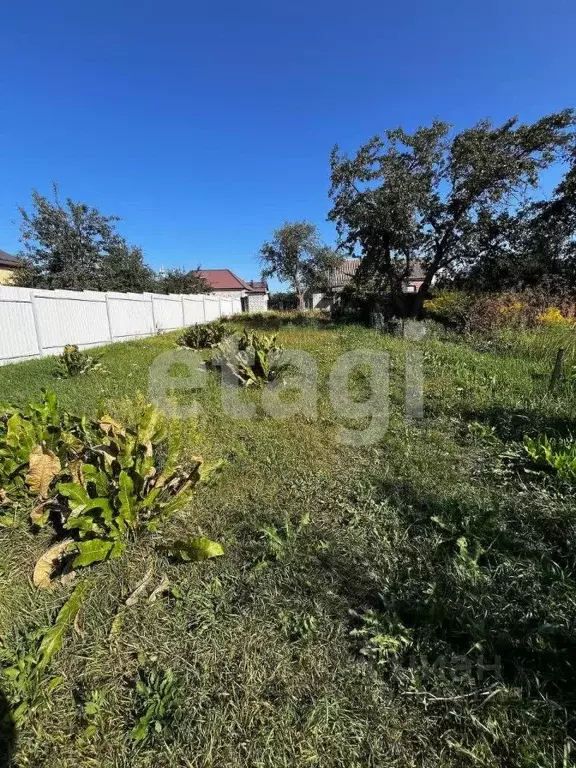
top-left (423, 291), bottom-right (474, 330)
top-left (0, 390), bottom-right (85, 510)
top-left (0, 392), bottom-right (209, 574)
top-left (424, 290), bottom-right (576, 333)
top-left (213, 330), bottom-right (293, 387)
top-left (536, 306), bottom-right (574, 326)
top-left (55, 345), bottom-right (104, 378)
top-left (178, 320), bottom-right (230, 349)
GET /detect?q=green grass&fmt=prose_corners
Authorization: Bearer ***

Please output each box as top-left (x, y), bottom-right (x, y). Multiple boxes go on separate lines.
top-left (1, 321), bottom-right (576, 767)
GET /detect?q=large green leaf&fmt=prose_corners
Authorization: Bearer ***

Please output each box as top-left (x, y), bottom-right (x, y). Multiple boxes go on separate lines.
top-left (38, 581), bottom-right (91, 669)
top-left (118, 470), bottom-right (138, 527)
top-left (58, 482), bottom-right (91, 511)
top-left (159, 537), bottom-right (224, 562)
top-left (72, 539), bottom-right (115, 568)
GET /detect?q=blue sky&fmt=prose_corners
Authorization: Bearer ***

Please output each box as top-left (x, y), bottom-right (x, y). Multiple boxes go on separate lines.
top-left (1, 0), bottom-right (575, 291)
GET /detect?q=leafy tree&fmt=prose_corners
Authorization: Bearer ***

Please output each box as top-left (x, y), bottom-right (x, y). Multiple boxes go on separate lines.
top-left (446, 149), bottom-right (576, 293)
top-left (14, 185), bottom-right (154, 292)
top-left (329, 111), bottom-right (575, 314)
top-left (259, 222), bottom-right (340, 309)
top-left (154, 268), bottom-right (211, 295)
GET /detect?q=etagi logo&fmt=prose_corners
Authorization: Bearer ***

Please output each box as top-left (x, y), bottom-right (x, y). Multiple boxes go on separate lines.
top-left (149, 323), bottom-right (425, 447)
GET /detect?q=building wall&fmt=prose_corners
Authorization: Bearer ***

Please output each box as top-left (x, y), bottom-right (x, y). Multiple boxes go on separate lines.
top-left (0, 267), bottom-right (15, 285)
top-left (210, 289), bottom-right (244, 299)
top-left (246, 293), bottom-right (268, 312)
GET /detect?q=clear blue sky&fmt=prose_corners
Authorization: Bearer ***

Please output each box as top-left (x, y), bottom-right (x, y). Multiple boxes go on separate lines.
top-left (1, 0), bottom-right (575, 290)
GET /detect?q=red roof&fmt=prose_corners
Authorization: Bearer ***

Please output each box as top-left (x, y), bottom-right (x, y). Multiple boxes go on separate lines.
top-left (195, 269), bottom-right (267, 293)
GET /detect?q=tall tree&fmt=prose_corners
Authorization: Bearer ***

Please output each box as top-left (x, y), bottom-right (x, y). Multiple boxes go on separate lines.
top-left (328, 111), bottom-right (575, 314)
top-left (14, 185), bottom-right (154, 292)
top-left (259, 222), bottom-right (340, 309)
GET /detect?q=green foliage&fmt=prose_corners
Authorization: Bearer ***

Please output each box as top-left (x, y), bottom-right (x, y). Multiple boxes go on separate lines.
top-left (178, 320), bottom-right (230, 349)
top-left (268, 291), bottom-right (298, 310)
top-left (256, 511), bottom-right (311, 566)
top-left (524, 433), bottom-right (576, 482)
top-left (230, 309), bottom-right (331, 330)
top-left (159, 537), bottom-right (224, 562)
top-left (55, 405), bottom-right (203, 567)
top-left (1, 391), bottom-right (205, 571)
top-left (55, 344), bottom-right (105, 378)
top-left (130, 664), bottom-right (177, 745)
top-left (14, 184), bottom-right (155, 292)
top-left (155, 267), bottom-right (211, 295)
top-left (259, 221), bottom-right (341, 309)
top-left (214, 330), bottom-right (293, 387)
top-left (0, 582), bottom-right (90, 725)
top-left (0, 389), bottom-right (85, 513)
top-left (350, 609), bottom-right (413, 666)
top-left (329, 111), bottom-right (575, 314)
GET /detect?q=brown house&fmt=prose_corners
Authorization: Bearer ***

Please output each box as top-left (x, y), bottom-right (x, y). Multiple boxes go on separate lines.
top-left (195, 269), bottom-right (269, 312)
top-left (0, 249), bottom-right (21, 285)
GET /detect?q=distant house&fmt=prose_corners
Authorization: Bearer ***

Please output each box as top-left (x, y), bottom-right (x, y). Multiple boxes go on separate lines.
top-left (195, 269), bottom-right (269, 312)
top-left (0, 249), bottom-right (22, 285)
top-left (309, 258), bottom-right (426, 309)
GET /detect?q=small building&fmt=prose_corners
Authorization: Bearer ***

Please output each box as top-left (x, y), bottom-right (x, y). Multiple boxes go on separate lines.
top-left (195, 269), bottom-right (269, 312)
top-left (0, 249), bottom-right (21, 285)
top-left (309, 258), bottom-right (425, 310)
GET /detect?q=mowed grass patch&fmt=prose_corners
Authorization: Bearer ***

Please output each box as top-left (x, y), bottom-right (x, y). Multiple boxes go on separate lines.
top-left (1, 320), bottom-right (576, 766)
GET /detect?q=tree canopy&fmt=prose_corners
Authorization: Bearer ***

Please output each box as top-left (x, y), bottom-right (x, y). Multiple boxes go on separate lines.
top-left (155, 268), bottom-right (211, 295)
top-left (328, 110), bottom-right (576, 312)
top-left (259, 221), bottom-right (340, 308)
top-left (13, 186), bottom-right (210, 295)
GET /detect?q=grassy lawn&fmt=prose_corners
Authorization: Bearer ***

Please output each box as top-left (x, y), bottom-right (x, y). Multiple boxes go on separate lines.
top-left (1, 319), bottom-right (575, 767)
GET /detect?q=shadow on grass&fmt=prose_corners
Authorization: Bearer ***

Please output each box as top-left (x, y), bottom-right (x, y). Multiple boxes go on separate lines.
top-left (331, 475), bottom-right (576, 713)
top-left (463, 403), bottom-right (576, 442)
top-left (0, 688), bottom-right (15, 768)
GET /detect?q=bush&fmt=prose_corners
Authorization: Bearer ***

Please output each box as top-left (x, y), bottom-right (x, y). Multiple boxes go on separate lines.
top-left (424, 290), bottom-right (576, 333)
top-left (178, 320), bottom-right (230, 349)
top-left (55, 344), bottom-right (104, 378)
top-left (0, 391), bottom-right (208, 574)
top-left (422, 291), bottom-right (474, 330)
top-left (213, 330), bottom-right (293, 387)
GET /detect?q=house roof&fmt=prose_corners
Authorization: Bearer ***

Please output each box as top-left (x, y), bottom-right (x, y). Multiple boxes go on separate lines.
top-left (195, 269), bottom-right (268, 293)
top-left (0, 249), bottom-right (21, 269)
top-left (329, 258), bottom-right (425, 287)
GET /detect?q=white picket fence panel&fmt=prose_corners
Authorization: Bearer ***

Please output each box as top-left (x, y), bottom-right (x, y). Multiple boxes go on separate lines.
top-left (0, 286), bottom-right (242, 366)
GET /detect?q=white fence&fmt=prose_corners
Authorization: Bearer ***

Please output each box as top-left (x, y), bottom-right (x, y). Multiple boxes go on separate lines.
top-left (0, 286), bottom-right (241, 366)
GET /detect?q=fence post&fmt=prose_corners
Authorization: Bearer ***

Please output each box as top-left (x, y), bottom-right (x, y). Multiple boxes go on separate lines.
top-left (549, 348), bottom-right (565, 392)
top-left (150, 294), bottom-right (158, 334)
top-left (180, 294), bottom-right (186, 328)
top-left (29, 290), bottom-right (45, 358)
top-left (104, 293), bottom-right (114, 341)
top-left (202, 295), bottom-right (207, 323)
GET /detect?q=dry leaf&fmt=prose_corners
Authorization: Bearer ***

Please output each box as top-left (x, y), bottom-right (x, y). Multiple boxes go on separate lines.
top-left (98, 415), bottom-right (125, 436)
top-left (26, 445), bottom-right (61, 498)
top-left (68, 460), bottom-right (84, 486)
top-left (33, 538), bottom-right (74, 589)
top-left (148, 575), bottom-right (171, 603)
top-left (125, 567), bottom-right (154, 606)
top-left (30, 500), bottom-right (50, 527)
